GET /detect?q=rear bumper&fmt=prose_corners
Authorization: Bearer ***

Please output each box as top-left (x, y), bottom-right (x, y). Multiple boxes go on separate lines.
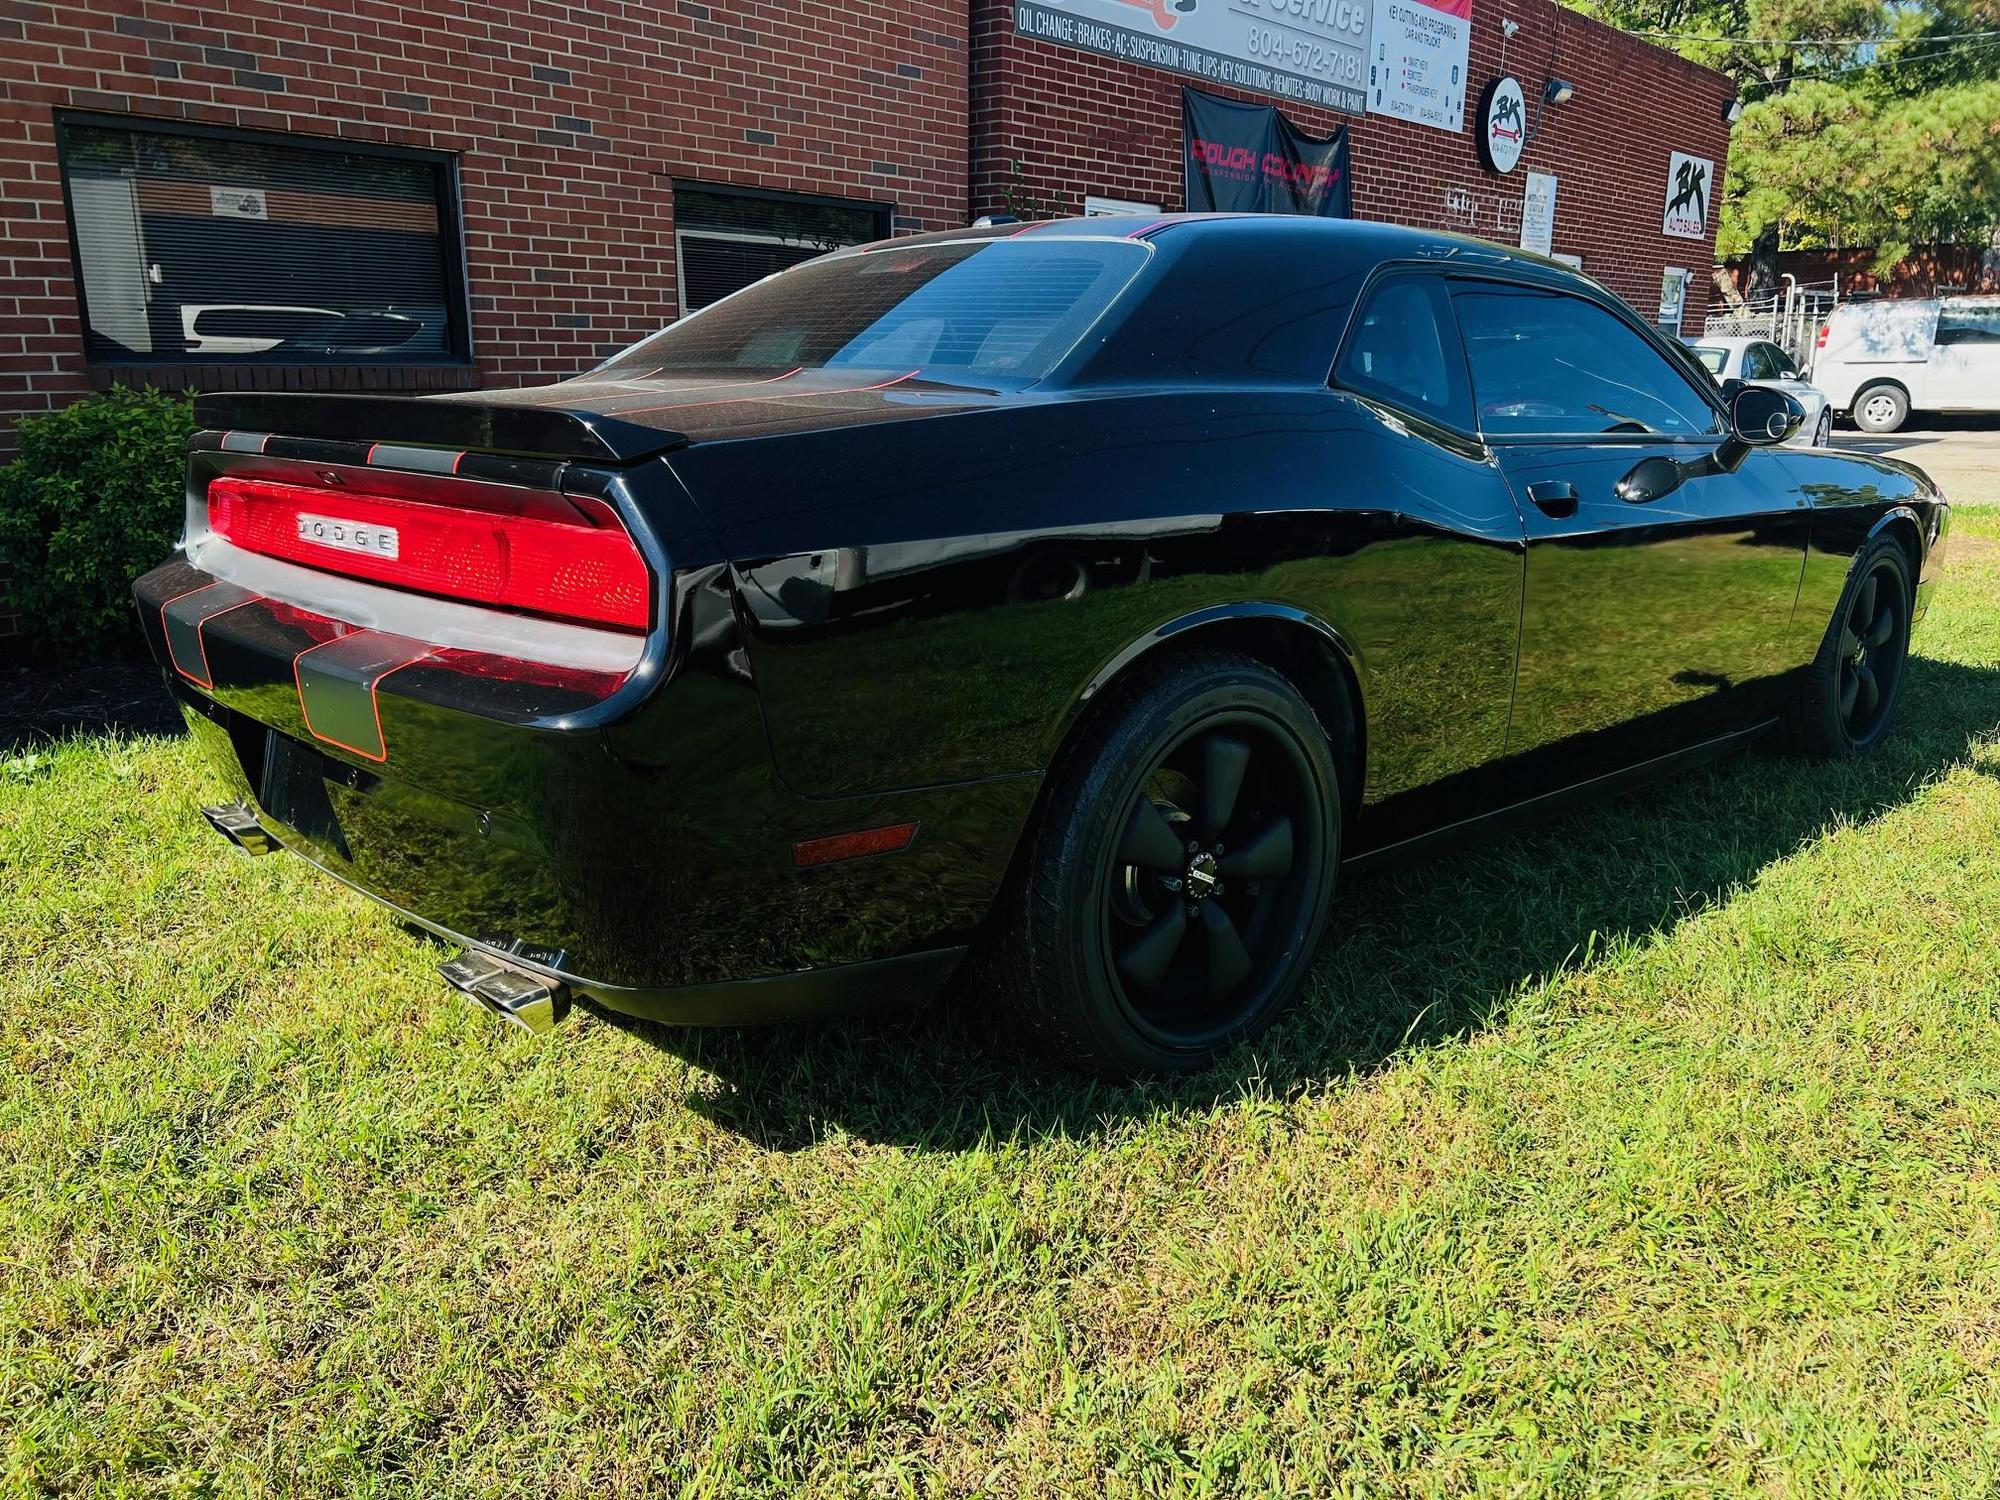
top-left (289, 823), bottom-right (968, 1025)
top-left (138, 557), bottom-right (1035, 1023)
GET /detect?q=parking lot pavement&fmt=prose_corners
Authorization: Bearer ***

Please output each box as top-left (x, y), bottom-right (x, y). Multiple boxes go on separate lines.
top-left (1833, 416), bottom-right (2000, 506)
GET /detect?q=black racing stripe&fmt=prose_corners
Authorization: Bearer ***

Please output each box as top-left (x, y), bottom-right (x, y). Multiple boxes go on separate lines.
top-left (293, 631), bottom-right (435, 762)
top-left (367, 442), bottom-right (462, 474)
top-left (160, 581), bottom-right (260, 688)
top-left (263, 435), bottom-right (375, 466)
top-left (454, 451), bottom-right (567, 489)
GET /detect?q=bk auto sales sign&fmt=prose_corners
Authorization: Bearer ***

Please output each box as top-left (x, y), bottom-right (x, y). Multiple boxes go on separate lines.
top-left (1015, 0), bottom-right (1373, 115)
top-left (1662, 151), bottom-right (1714, 239)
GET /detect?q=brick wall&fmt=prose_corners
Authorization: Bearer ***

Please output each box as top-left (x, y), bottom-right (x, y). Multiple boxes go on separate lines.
top-left (0, 0), bottom-right (969, 439)
top-left (972, 0), bottom-right (1732, 327)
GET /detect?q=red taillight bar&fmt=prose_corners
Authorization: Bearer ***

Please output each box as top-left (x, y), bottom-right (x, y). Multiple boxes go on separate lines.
top-left (206, 476), bottom-right (651, 632)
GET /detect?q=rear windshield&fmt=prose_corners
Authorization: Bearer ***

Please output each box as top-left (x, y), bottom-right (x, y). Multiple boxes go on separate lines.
top-left (1692, 345), bottom-right (1727, 374)
top-left (598, 239), bottom-right (1148, 386)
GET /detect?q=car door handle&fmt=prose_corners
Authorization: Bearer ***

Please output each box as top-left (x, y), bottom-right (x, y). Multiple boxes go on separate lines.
top-left (1525, 480), bottom-right (1578, 518)
top-left (1615, 455), bottom-right (1685, 505)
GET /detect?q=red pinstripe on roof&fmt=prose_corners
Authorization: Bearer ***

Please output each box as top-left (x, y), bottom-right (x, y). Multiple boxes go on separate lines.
top-left (610, 369), bottom-right (919, 419)
top-left (600, 366), bottom-right (805, 415)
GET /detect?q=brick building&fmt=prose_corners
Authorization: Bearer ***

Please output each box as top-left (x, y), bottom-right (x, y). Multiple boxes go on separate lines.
top-left (0, 0), bottom-right (1733, 633)
top-left (973, 0), bottom-right (1733, 323)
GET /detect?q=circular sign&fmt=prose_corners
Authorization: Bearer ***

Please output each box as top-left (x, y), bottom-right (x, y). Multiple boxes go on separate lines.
top-left (1477, 76), bottom-right (1527, 174)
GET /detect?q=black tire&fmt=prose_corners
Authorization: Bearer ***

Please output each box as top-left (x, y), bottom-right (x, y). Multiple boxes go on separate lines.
top-left (1813, 409), bottom-right (1833, 447)
top-left (1784, 535), bottom-right (1913, 760)
top-left (1853, 384), bottom-right (1909, 435)
top-left (983, 650), bottom-right (1342, 1077)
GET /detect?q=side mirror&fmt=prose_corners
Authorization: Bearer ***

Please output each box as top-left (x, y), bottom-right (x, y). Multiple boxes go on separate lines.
top-left (1729, 384), bottom-right (1805, 447)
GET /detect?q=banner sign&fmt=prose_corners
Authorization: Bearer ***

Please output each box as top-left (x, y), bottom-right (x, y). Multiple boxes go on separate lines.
top-left (1366, 0), bottom-right (1471, 133)
top-left (1183, 89), bottom-right (1354, 216)
top-left (1662, 151), bottom-right (1713, 239)
top-left (1015, 0), bottom-right (1372, 116)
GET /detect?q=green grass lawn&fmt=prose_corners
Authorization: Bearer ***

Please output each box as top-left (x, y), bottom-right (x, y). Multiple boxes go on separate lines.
top-left (6, 512), bottom-right (2000, 1496)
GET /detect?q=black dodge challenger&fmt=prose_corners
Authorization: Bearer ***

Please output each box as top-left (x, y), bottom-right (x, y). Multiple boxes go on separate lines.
top-left (136, 215), bottom-right (1950, 1076)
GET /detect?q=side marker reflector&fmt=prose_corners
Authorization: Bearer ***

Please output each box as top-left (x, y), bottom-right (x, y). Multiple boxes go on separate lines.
top-left (793, 821), bottom-right (919, 868)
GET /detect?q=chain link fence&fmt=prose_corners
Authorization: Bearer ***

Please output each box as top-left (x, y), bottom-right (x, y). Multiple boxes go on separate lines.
top-left (1704, 277), bottom-right (1842, 368)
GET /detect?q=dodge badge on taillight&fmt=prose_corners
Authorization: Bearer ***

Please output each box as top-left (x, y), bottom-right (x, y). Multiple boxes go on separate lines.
top-left (296, 511), bottom-right (401, 560)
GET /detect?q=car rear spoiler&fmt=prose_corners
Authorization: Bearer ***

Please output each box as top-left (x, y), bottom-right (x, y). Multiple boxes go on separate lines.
top-left (194, 392), bottom-right (691, 465)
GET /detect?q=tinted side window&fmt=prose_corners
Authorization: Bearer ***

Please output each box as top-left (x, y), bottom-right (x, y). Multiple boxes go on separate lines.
top-left (1740, 344), bottom-right (1775, 380)
top-left (1937, 304), bottom-right (2000, 345)
top-left (1334, 275), bottom-right (1471, 429)
top-left (1764, 343), bottom-right (1800, 377)
top-left (1451, 283), bottom-right (1723, 437)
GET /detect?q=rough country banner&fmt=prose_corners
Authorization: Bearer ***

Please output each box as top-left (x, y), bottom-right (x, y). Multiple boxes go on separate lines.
top-left (1015, 0), bottom-right (1373, 116)
top-left (1183, 88), bottom-right (1354, 215)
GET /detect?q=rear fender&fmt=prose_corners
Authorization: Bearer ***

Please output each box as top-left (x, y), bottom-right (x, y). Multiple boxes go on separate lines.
top-left (1048, 600), bottom-right (1366, 757)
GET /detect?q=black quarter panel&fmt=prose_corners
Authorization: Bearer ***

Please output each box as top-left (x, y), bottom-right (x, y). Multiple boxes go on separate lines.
top-left (675, 389), bottom-right (1527, 848)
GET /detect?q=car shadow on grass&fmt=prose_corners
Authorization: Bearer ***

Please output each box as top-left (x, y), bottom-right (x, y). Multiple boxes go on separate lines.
top-left (0, 657), bottom-right (182, 754)
top-left (601, 652), bottom-right (2000, 1153)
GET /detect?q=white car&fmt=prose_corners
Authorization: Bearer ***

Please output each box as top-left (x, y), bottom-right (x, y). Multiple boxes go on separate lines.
top-left (1810, 296), bottom-right (2000, 433)
top-left (1691, 336), bottom-right (1834, 446)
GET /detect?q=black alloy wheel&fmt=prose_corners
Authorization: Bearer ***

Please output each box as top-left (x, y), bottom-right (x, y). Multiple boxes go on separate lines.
top-left (1836, 558), bottom-right (1906, 744)
top-left (983, 650), bottom-right (1342, 1077)
top-left (1784, 535), bottom-right (1912, 760)
top-left (1107, 716), bottom-right (1321, 1050)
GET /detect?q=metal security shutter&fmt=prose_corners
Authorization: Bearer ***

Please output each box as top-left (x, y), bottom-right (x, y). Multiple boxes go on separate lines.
top-left (673, 186), bottom-right (888, 312)
top-left (59, 117), bottom-right (468, 364)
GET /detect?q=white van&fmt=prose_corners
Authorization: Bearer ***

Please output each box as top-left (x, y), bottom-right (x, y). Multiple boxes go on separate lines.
top-left (1811, 295), bottom-right (2000, 433)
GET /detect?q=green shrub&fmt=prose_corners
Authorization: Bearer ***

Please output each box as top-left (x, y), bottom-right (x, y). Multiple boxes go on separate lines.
top-left (0, 387), bottom-right (198, 655)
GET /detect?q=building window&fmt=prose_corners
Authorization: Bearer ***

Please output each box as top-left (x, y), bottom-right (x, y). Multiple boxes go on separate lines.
top-left (673, 185), bottom-right (889, 313)
top-left (58, 116), bottom-right (470, 365)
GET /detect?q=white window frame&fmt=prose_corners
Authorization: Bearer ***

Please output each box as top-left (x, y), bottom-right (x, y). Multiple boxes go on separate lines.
top-left (1084, 194), bottom-right (1161, 218)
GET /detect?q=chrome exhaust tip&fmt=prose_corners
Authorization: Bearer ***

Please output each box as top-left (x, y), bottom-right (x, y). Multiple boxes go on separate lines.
top-left (201, 801), bottom-right (279, 857)
top-left (440, 949), bottom-right (570, 1034)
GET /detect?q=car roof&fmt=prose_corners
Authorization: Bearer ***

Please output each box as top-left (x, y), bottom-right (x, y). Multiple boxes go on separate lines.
top-left (822, 213), bottom-right (1701, 393)
top-left (1694, 335), bottom-right (1756, 350)
top-left (859, 212), bottom-right (1588, 279)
